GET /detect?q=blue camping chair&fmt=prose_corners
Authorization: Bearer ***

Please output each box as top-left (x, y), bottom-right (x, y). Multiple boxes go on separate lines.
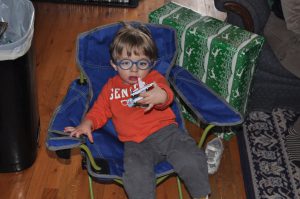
top-left (46, 22), bottom-right (243, 199)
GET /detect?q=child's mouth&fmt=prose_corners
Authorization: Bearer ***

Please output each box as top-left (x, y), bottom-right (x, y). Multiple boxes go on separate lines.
top-left (129, 76), bottom-right (138, 82)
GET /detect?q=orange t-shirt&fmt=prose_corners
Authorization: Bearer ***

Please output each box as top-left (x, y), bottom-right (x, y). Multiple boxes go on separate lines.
top-left (85, 70), bottom-right (176, 143)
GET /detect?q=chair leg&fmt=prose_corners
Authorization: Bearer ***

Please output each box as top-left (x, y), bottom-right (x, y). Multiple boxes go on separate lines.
top-left (198, 124), bottom-right (215, 148)
top-left (80, 144), bottom-right (101, 171)
top-left (79, 72), bottom-right (87, 85)
top-left (88, 175), bottom-right (95, 199)
top-left (177, 176), bottom-right (184, 199)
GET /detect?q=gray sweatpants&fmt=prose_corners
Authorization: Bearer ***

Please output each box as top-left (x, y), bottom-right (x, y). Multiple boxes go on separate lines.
top-left (122, 124), bottom-right (211, 199)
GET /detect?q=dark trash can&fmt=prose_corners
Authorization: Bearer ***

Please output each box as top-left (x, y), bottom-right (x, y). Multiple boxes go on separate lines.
top-left (0, 0), bottom-right (39, 172)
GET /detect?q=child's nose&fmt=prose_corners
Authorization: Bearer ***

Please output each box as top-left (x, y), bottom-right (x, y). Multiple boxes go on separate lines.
top-left (130, 63), bottom-right (138, 72)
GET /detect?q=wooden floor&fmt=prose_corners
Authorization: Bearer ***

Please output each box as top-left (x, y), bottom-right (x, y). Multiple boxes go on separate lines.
top-left (0, 1), bottom-right (246, 198)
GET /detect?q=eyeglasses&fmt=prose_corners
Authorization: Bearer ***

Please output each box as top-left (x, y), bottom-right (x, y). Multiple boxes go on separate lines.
top-left (115, 59), bottom-right (153, 70)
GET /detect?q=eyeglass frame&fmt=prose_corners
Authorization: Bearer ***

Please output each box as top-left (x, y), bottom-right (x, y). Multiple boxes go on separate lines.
top-left (114, 58), bottom-right (155, 70)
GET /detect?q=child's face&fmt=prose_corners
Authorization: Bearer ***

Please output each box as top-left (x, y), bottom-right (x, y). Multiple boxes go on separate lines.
top-left (111, 49), bottom-right (152, 85)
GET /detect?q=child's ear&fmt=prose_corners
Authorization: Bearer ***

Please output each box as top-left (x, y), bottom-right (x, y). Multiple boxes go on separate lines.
top-left (110, 60), bottom-right (118, 71)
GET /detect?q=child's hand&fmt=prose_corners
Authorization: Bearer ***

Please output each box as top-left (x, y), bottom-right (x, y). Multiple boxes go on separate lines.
top-left (64, 119), bottom-right (94, 143)
top-left (139, 82), bottom-right (167, 112)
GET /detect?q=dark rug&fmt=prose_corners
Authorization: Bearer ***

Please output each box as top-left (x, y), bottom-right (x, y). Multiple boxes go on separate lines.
top-left (237, 108), bottom-right (300, 199)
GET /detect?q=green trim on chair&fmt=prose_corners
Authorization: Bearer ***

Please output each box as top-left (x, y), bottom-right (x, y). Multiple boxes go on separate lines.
top-left (88, 175), bottom-right (95, 199)
top-left (114, 179), bottom-right (123, 185)
top-left (198, 124), bottom-right (215, 148)
top-left (80, 144), bottom-right (101, 171)
top-left (80, 144), bottom-right (101, 199)
top-left (177, 177), bottom-right (183, 199)
top-left (156, 174), bottom-right (170, 184)
top-left (79, 72), bottom-right (87, 84)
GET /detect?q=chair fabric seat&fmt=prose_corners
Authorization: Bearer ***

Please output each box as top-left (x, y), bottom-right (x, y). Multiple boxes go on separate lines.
top-left (86, 126), bottom-right (175, 180)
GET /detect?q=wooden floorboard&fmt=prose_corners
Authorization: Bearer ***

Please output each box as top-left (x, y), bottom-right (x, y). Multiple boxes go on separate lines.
top-left (0, 1), bottom-right (246, 198)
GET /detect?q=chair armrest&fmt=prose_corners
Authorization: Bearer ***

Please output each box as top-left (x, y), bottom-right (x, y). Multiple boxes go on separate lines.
top-left (214, 0), bottom-right (270, 34)
top-left (169, 65), bottom-right (243, 126)
top-left (223, 1), bottom-right (254, 32)
top-left (46, 79), bottom-right (90, 151)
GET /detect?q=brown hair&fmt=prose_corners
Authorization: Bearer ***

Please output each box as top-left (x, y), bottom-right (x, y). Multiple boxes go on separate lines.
top-left (110, 22), bottom-right (158, 63)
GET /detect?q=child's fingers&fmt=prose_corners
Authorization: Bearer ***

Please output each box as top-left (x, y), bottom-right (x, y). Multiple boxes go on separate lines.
top-left (87, 133), bottom-right (94, 143)
top-left (144, 103), bottom-right (154, 112)
top-left (139, 92), bottom-right (149, 98)
top-left (69, 128), bottom-right (83, 138)
top-left (64, 126), bottom-right (75, 132)
top-left (152, 82), bottom-right (158, 88)
top-left (69, 130), bottom-right (78, 138)
top-left (69, 129), bottom-right (93, 143)
top-left (138, 98), bottom-right (148, 104)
